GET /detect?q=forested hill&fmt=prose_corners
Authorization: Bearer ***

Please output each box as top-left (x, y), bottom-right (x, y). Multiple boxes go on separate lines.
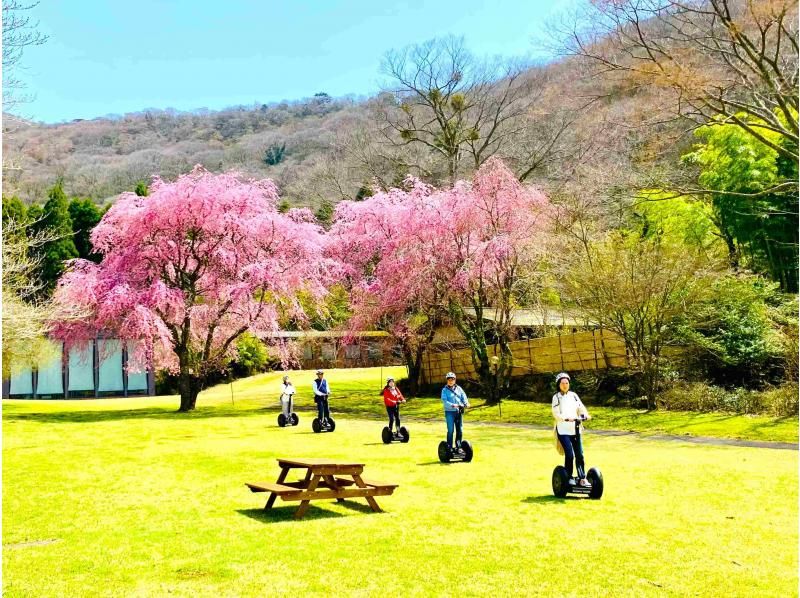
top-left (1, 54), bottom-right (682, 213)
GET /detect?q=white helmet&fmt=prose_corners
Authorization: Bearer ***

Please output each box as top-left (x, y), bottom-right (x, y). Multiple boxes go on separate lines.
top-left (445, 372), bottom-right (456, 380)
top-left (555, 372), bottom-right (571, 385)
top-left (315, 369), bottom-right (324, 375)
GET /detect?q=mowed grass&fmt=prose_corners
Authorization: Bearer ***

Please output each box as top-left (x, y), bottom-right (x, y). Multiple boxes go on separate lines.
top-left (209, 368), bottom-right (799, 443)
top-left (3, 368), bottom-right (798, 596)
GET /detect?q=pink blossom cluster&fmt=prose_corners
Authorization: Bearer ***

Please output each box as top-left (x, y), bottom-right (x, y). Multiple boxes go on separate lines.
top-left (330, 158), bottom-right (551, 342)
top-left (51, 166), bottom-right (330, 372)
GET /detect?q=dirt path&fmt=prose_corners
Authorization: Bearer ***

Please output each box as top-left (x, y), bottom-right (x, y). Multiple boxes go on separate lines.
top-left (325, 409), bottom-right (798, 450)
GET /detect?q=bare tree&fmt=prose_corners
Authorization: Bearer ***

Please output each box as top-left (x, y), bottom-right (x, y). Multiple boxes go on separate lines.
top-left (1, 218), bottom-right (86, 378)
top-left (559, 0), bottom-right (799, 162)
top-left (3, 0), bottom-right (48, 113)
top-left (559, 231), bottom-right (715, 408)
top-left (379, 36), bottom-right (541, 184)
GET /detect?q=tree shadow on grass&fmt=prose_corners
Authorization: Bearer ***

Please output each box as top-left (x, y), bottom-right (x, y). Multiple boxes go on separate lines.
top-left (2, 405), bottom-right (269, 425)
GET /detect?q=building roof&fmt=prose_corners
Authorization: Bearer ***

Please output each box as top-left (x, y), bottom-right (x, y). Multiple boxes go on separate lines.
top-left (461, 308), bottom-right (586, 327)
top-left (263, 330), bottom-right (389, 340)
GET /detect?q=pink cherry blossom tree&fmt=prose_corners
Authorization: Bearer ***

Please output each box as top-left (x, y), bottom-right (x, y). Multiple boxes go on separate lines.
top-left (438, 158), bottom-right (551, 403)
top-left (330, 179), bottom-right (452, 394)
top-left (331, 158), bottom-right (551, 401)
top-left (51, 167), bottom-right (330, 411)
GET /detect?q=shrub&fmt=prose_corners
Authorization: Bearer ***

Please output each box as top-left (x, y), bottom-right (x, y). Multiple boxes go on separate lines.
top-left (674, 274), bottom-right (786, 387)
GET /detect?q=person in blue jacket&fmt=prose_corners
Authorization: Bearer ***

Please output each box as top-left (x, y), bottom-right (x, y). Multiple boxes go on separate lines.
top-left (312, 369), bottom-right (331, 423)
top-left (441, 372), bottom-right (470, 454)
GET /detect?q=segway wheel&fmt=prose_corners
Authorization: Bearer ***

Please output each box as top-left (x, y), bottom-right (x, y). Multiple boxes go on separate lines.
top-left (399, 426), bottom-right (410, 443)
top-left (552, 465), bottom-right (570, 498)
top-left (277, 413), bottom-right (287, 427)
top-left (587, 467), bottom-right (604, 499)
top-left (290, 413), bottom-right (299, 426)
top-left (382, 427), bottom-right (392, 444)
top-left (437, 441), bottom-right (451, 463)
top-left (312, 418), bottom-right (322, 433)
top-left (460, 440), bottom-right (473, 462)
top-left (327, 418), bottom-right (336, 432)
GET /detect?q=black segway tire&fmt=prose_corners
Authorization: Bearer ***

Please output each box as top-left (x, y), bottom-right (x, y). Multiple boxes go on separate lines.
top-left (552, 465), bottom-right (570, 498)
top-left (277, 413), bottom-right (287, 427)
top-left (399, 426), bottom-right (410, 443)
top-left (312, 418), bottom-right (322, 433)
top-left (290, 413), bottom-right (299, 426)
top-left (587, 467), bottom-right (604, 499)
top-left (327, 418), bottom-right (335, 432)
top-left (438, 441), bottom-right (451, 463)
top-left (382, 427), bottom-right (392, 444)
top-left (460, 440), bottom-right (473, 462)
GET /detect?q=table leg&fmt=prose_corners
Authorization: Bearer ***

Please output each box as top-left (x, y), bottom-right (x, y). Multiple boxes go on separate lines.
top-left (294, 474), bottom-right (321, 519)
top-left (264, 466), bottom-right (290, 510)
top-left (323, 474), bottom-right (345, 502)
top-left (352, 473), bottom-right (382, 513)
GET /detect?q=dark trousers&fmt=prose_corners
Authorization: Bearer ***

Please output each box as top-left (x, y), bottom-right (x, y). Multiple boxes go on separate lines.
top-left (386, 405), bottom-right (400, 430)
top-left (557, 430), bottom-right (586, 479)
top-left (445, 410), bottom-right (463, 448)
top-left (315, 396), bottom-right (330, 421)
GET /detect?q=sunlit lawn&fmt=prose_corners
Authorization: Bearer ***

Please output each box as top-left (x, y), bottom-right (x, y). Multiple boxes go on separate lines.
top-left (213, 368), bottom-right (799, 443)
top-left (2, 367), bottom-right (798, 596)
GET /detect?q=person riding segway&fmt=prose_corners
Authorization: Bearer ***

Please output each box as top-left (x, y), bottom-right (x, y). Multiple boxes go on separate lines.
top-left (551, 372), bottom-right (603, 499)
top-left (311, 369), bottom-right (335, 433)
top-left (381, 377), bottom-right (409, 443)
top-left (438, 372), bottom-right (473, 462)
top-left (277, 374), bottom-right (299, 427)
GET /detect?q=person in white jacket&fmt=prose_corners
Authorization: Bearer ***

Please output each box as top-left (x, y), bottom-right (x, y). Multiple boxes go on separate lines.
top-left (552, 372), bottom-right (591, 487)
top-left (279, 375), bottom-right (296, 419)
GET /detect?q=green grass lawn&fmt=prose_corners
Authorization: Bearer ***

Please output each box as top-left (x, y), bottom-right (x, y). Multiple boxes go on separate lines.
top-left (3, 367), bottom-right (798, 596)
top-left (207, 367), bottom-right (799, 444)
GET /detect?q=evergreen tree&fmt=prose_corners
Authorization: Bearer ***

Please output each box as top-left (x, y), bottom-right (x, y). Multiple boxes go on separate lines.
top-left (68, 198), bottom-right (102, 262)
top-left (2, 196), bottom-right (28, 224)
top-left (29, 182), bottom-right (78, 297)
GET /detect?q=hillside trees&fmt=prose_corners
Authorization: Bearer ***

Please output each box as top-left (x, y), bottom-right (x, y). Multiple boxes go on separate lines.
top-left (564, 0), bottom-right (799, 163)
top-left (51, 168), bottom-right (332, 411)
top-left (683, 117), bottom-right (799, 291)
top-left (380, 36), bottom-right (551, 184)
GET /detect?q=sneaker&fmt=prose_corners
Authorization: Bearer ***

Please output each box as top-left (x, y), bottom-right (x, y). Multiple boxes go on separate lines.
top-left (568, 478), bottom-right (577, 485)
top-left (578, 478), bottom-right (590, 487)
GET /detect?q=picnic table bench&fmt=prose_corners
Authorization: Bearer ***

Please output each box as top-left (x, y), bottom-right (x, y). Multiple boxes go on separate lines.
top-left (246, 458), bottom-right (399, 519)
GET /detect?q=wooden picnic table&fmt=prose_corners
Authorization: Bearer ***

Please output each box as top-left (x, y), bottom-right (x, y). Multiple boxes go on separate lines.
top-left (246, 458), bottom-right (398, 519)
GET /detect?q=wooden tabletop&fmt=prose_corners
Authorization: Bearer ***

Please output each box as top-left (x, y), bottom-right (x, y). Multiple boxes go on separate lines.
top-left (277, 458), bottom-right (365, 468)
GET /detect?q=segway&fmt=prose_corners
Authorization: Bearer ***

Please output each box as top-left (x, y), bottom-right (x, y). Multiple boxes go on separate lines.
top-left (438, 439), bottom-right (473, 463)
top-left (311, 395), bottom-right (335, 433)
top-left (277, 396), bottom-right (299, 427)
top-left (312, 416), bottom-right (335, 433)
top-left (437, 407), bottom-right (472, 462)
top-left (552, 466), bottom-right (603, 499)
top-left (551, 417), bottom-right (603, 499)
top-left (382, 426), bottom-right (410, 444)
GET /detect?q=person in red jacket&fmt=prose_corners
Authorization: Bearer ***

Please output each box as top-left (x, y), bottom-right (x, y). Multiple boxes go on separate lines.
top-left (382, 377), bottom-right (405, 436)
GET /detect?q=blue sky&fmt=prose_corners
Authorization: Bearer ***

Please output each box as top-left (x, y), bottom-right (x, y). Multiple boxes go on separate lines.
top-left (16, 0), bottom-right (570, 123)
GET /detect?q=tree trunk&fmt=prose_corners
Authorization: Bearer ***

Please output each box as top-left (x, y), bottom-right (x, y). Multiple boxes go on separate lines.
top-left (177, 371), bottom-right (201, 412)
top-left (402, 344), bottom-right (423, 396)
